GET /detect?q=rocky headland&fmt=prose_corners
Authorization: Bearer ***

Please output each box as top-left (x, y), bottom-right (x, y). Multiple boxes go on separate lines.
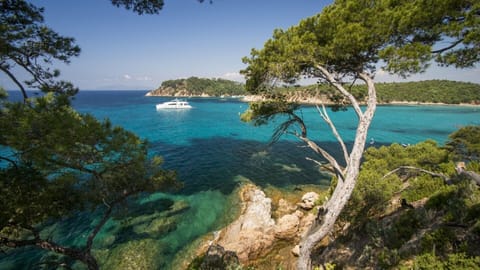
top-left (190, 183), bottom-right (326, 269)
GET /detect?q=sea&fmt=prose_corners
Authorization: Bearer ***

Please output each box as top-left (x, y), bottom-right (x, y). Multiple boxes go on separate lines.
top-left (2, 90), bottom-right (480, 269)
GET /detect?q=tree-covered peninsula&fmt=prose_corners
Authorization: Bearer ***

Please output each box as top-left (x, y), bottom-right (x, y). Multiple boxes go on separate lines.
top-left (146, 77), bottom-right (246, 97)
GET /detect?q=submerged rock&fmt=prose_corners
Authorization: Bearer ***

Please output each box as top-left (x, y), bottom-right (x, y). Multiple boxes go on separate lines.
top-left (100, 238), bottom-right (161, 270)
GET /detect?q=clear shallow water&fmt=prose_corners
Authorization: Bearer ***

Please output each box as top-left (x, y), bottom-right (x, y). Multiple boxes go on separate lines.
top-left (2, 90), bottom-right (480, 269)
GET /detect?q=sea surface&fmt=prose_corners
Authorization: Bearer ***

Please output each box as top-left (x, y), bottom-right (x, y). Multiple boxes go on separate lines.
top-left (2, 90), bottom-right (480, 269)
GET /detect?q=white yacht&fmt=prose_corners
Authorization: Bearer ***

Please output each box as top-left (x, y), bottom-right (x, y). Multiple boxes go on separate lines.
top-left (156, 99), bottom-right (192, 110)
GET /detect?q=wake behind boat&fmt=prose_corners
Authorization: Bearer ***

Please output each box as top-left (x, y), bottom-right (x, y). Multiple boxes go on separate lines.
top-left (156, 99), bottom-right (192, 110)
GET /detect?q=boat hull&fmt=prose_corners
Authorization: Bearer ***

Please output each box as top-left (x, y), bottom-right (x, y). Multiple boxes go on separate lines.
top-left (156, 99), bottom-right (192, 110)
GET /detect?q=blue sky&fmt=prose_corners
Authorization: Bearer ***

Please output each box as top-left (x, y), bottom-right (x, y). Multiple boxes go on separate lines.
top-left (1, 0), bottom-right (479, 90)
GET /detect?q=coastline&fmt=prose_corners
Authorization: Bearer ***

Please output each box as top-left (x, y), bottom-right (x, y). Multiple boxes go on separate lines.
top-left (145, 92), bottom-right (480, 107)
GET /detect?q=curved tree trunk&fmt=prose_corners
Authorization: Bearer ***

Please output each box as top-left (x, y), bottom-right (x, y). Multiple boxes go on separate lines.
top-left (297, 71), bottom-right (377, 270)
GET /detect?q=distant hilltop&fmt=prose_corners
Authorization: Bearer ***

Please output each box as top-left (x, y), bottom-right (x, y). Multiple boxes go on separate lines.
top-left (146, 78), bottom-right (480, 105)
top-left (145, 77), bottom-right (246, 97)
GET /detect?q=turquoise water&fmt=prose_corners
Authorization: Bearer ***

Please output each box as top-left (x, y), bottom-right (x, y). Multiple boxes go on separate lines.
top-left (2, 91), bottom-right (480, 269)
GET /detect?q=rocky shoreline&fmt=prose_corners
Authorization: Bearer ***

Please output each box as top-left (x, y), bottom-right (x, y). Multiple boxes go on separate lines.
top-left (189, 182), bottom-right (325, 269)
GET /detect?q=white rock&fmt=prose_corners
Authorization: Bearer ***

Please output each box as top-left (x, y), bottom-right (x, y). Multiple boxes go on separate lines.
top-left (298, 192), bottom-right (320, 210)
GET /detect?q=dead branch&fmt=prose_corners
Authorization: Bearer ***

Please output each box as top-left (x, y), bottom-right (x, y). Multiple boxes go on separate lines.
top-left (300, 136), bottom-right (345, 181)
top-left (382, 166), bottom-right (450, 182)
top-left (316, 104), bottom-right (349, 165)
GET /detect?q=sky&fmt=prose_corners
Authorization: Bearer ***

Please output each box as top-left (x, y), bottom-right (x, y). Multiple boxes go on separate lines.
top-left (1, 0), bottom-right (479, 90)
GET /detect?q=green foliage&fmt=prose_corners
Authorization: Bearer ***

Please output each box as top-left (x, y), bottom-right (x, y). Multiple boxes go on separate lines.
top-left (0, 1), bottom-right (180, 268)
top-left (110, 0), bottom-right (164, 14)
top-left (0, 94), bottom-right (179, 233)
top-left (426, 180), bottom-right (480, 224)
top-left (343, 141), bottom-right (451, 225)
top-left (384, 210), bottom-right (426, 249)
top-left (380, 0), bottom-right (480, 74)
top-left (154, 77), bottom-right (246, 96)
top-left (240, 99), bottom-right (299, 125)
top-left (446, 125), bottom-right (480, 161)
top-left (375, 80), bottom-right (480, 104)
top-left (378, 248), bottom-right (401, 269)
top-left (332, 132), bottom-right (480, 269)
top-left (0, 0), bottom-right (81, 99)
top-left (403, 175), bottom-right (446, 202)
top-left (268, 80), bottom-right (480, 106)
top-left (403, 253), bottom-right (480, 270)
top-left (242, 0), bottom-right (479, 94)
top-left (421, 227), bottom-right (456, 254)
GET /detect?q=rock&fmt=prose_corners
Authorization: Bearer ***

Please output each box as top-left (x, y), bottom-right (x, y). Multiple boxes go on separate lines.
top-left (200, 244), bottom-right (239, 270)
top-left (222, 250), bottom-right (240, 268)
top-left (298, 212), bottom-right (316, 238)
top-left (201, 245), bottom-right (225, 269)
top-left (274, 213), bottom-right (300, 240)
top-left (291, 245), bottom-right (300, 257)
top-left (216, 184), bottom-right (276, 263)
top-left (101, 239), bottom-right (162, 269)
top-left (240, 188), bottom-right (275, 230)
top-left (276, 198), bottom-right (297, 217)
top-left (298, 192), bottom-right (320, 210)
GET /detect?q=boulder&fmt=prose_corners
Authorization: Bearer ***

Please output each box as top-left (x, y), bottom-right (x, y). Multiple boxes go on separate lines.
top-left (216, 184), bottom-right (276, 263)
top-left (298, 192), bottom-right (320, 210)
top-left (274, 213), bottom-right (300, 240)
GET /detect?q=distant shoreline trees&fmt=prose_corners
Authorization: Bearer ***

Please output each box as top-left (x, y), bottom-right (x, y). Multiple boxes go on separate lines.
top-left (148, 78), bottom-right (480, 105)
top-left (149, 76), bottom-right (246, 97)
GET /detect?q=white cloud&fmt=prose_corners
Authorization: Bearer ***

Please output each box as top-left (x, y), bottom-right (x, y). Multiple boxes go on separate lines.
top-left (221, 72), bottom-right (245, 82)
top-left (122, 74), bottom-right (153, 81)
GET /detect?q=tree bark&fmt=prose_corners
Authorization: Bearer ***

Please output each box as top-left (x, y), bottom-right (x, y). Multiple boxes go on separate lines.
top-left (456, 163), bottom-right (480, 186)
top-left (297, 71), bottom-right (376, 270)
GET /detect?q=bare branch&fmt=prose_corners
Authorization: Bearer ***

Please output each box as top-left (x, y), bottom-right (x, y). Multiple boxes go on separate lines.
top-left (316, 65), bottom-right (363, 118)
top-left (299, 136), bottom-right (345, 181)
top-left (316, 104), bottom-right (349, 165)
top-left (305, 157), bottom-right (336, 175)
top-left (382, 166), bottom-right (450, 182)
